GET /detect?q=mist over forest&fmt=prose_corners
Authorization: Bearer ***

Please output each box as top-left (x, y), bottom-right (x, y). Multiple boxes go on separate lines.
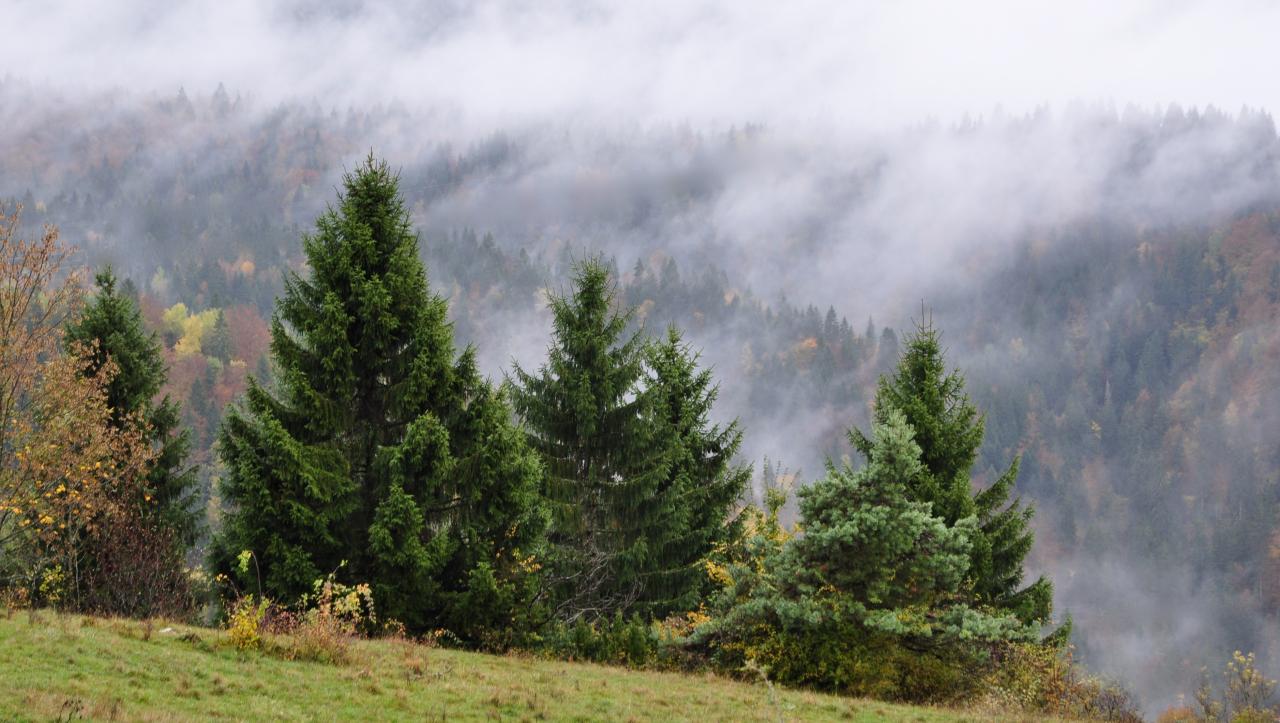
top-left (4, 2), bottom-right (1280, 717)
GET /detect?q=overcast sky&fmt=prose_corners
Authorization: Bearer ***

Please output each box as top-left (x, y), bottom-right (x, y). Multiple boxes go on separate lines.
top-left (6, 0), bottom-right (1278, 132)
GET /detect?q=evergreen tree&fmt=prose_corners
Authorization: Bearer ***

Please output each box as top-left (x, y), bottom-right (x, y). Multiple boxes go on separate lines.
top-left (700, 408), bottom-right (1031, 696)
top-left (641, 326), bottom-right (750, 615)
top-left (211, 157), bottom-right (545, 640)
top-left (510, 258), bottom-right (666, 621)
top-left (876, 326), bottom-right (899, 373)
top-left (188, 362), bottom-right (220, 449)
top-left (204, 309), bottom-right (232, 363)
top-left (64, 268), bottom-right (199, 543)
top-left (785, 408), bottom-right (1024, 641)
top-left (852, 319), bottom-right (1052, 624)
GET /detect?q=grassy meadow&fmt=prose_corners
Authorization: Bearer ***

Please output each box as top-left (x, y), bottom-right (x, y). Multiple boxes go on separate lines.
top-left (0, 609), bottom-right (1057, 722)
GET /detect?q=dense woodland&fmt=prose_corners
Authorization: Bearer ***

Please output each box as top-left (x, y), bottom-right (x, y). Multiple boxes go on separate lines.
top-left (4, 81), bottom-right (1280, 718)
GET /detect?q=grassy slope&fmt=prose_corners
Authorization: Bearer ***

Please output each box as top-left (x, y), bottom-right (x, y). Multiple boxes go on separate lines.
top-left (0, 611), bottom-right (1030, 722)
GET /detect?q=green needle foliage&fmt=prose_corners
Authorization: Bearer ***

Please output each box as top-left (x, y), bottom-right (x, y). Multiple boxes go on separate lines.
top-left (210, 156), bottom-right (545, 643)
top-left (510, 259), bottom-right (664, 620)
top-left (851, 318), bottom-right (1052, 625)
top-left (65, 268), bottom-right (199, 543)
top-left (784, 408), bottom-right (1028, 644)
top-left (700, 408), bottom-right (1032, 700)
top-left (511, 261), bottom-right (746, 621)
top-left (643, 325), bottom-right (750, 616)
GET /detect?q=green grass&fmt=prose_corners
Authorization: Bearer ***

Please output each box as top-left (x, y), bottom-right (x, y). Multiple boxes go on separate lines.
top-left (0, 609), bottom-right (1034, 722)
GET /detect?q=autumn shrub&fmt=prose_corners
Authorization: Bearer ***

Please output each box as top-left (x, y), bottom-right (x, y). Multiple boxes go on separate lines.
top-left (275, 575), bottom-right (377, 664)
top-left (79, 511), bottom-right (193, 619)
top-left (1072, 681), bottom-right (1143, 723)
top-left (282, 607), bottom-right (356, 664)
top-left (224, 571), bottom-right (379, 665)
top-left (226, 594), bottom-right (269, 652)
top-left (980, 641), bottom-right (1074, 712)
top-left (0, 208), bottom-right (174, 618)
top-left (980, 642), bottom-right (1141, 721)
top-left (1155, 707), bottom-right (1199, 723)
top-left (0, 586), bottom-right (29, 617)
top-left (1189, 651), bottom-right (1278, 722)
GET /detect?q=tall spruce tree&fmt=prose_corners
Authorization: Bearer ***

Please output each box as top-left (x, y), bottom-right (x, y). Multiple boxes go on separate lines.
top-left (851, 319), bottom-right (1052, 624)
top-left (211, 157), bottom-right (545, 639)
top-left (641, 326), bottom-right (750, 616)
top-left (64, 268), bottom-right (199, 543)
top-left (510, 259), bottom-right (667, 620)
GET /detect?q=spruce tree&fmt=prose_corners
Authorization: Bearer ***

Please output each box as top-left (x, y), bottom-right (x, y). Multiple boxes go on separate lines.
top-left (510, 259), bottom-right (666, 621)
top-left (64, 268), bottom-right (199, 543)
top-left (641, 326), bottom-right (750, 616)
top-left (701, 408), bottom-right (1031, 696)
top-left (204, 309), bottom-right (232, 363)
top-left (211, 157), bottom-right (544, 640)
top-left (851, 319), bottom-right (1052, 624)
top-left (785, 408), bottom-right (991, 637)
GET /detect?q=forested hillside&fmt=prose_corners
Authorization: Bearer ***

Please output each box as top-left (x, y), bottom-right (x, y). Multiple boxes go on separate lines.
top-left (938, 209), bottom-right (1280, 704)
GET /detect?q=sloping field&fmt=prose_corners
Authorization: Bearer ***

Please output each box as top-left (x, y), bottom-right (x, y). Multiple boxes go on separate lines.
top-left (0, 611), bottom-right (1034, 722)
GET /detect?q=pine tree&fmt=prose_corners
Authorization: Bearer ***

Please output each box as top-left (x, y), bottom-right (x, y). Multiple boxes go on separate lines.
top-left (211, 156), bottom-right (545, 639)
top-left (64, 268), bottom-right (199, 543)
top-left (641, 326), bottom-right (750, 615)
top-left (510, 258), bottom-right (666, 621)
top-left (851, 319), bottom-right (1052, 624)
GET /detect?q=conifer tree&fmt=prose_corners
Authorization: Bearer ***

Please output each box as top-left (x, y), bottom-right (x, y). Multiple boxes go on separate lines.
top-left (851, 319), bottom-right (1052, 624)
top-left (211, 156), bottom-right (544, 639)
top-left (510, 259), bottom-right (666, 621)
top-left (784, 408), bottom-right (998, 638)
top-left (700, 409), bottom-right (1031, 695)
top-left (64, 268), bottom-right (199, 543)
top-left (641, 326), bottom-right (750, 616)
top-left (204, 309), bottom-right (232, 363)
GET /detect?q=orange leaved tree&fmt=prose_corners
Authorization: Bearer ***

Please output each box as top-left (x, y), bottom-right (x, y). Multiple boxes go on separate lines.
top-left (0, 206), bottom-right (170, 612)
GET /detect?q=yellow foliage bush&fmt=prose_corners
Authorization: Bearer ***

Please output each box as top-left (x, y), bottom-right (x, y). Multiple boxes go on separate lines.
top-left (226, 595), bottom-right (269, 652)
top-left (38, 565), bottom-right (65, 606)
top-left (224, 574), bottom-right (378, 665)
top-left (979, 642), bottom-right (1141, 721)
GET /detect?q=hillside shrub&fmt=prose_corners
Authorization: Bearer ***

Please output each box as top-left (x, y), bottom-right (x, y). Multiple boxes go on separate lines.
top-left (1188, 651), bottom-right (1278, 723)
top-left (541, 613), bottom-right (661, 668)
top-left (224, 573), bottom-right (378, 664)
top-left (79, 511), bottom-right (194, 619)
top-left (980, 642), bottom-right (1141, 721)
top-left (226, 595), bottom-right (269, 652)
top-left (278, 575), bottom-right (376, 664)
top-left (703, 612), bottom-right (982, 703)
